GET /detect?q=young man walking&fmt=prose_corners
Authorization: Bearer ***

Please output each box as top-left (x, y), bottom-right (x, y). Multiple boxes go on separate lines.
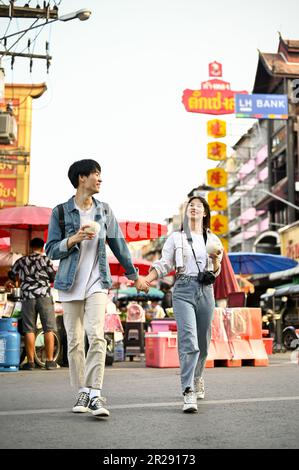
top-left (46, 159), bottom-right (148, 418)
top-left (9, 238), bottom-right (59, 371)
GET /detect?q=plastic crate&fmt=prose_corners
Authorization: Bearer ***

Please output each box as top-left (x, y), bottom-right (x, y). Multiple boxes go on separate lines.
top-left (145, 332), bottom-right (179, 368)
top-left (150, 319), bottom-right (177, 333)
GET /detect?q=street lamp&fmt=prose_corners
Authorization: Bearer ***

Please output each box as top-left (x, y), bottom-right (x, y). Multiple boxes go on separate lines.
top-left (0, 9), bottom-right (91, 41)
top-left (58, 9), bottom-right (91, 22)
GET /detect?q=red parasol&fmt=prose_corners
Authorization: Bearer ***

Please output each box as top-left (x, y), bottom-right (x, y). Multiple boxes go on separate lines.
top-left (213, 250), bottom-right (240, 300)
top-left (119, 220), bottom-right (167, 242)
top-left (108, 256), bottom-right (151, 277)
top-left (0, 205), bottom-right (52, 229)
top-left (0, 237), bottom-right (10, 251)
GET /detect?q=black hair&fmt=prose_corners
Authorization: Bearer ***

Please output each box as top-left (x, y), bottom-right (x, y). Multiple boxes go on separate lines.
top-left (68, 159), bottom-right (101, 188)
top-left (181, 195), bottom-right (211, 238)
top-left (30, 237), bottom-right (44, 250)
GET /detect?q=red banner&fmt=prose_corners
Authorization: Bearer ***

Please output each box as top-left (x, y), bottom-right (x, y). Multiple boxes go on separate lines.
top-left (182, 88), bottom-right (247, 115)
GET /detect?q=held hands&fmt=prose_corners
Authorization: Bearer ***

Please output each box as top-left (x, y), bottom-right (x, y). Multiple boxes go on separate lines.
top-left (134, 275), bottom-right (149, 293)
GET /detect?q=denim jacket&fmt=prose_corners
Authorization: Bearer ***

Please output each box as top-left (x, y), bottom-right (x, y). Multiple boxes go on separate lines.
top-left (45, 196), bottom-right (138, 291)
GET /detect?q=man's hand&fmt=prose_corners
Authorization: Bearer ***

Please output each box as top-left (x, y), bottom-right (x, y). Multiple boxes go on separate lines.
top-left (67, 225), bottom-right (96, 249)
top-left (135, 275), bottom-right (149, 293)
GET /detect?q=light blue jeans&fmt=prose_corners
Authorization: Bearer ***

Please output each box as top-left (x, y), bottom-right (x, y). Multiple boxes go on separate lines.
top-left (173, 275), bottom-right (215, 393)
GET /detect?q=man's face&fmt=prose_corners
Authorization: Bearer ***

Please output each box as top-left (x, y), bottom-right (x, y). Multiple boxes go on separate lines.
top-left (80, 170), bottom-right (102, 194)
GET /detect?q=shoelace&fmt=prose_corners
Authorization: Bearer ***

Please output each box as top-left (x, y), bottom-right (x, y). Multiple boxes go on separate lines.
top-left (90, 396), bottom-right (107, 407)
top-left (76, 392), bottom-right (89, 406)
top-left (184, 392), bottom-right (196, 404)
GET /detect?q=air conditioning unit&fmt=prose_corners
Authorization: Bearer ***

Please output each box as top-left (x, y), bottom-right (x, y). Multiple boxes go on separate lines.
top-left (0, 113), bottom-right (18, 144)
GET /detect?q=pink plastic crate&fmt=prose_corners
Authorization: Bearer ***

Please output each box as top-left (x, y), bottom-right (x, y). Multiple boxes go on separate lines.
top-left (145, 332), bottom-right (179, 368)
top-left (150, 320), bottom-right (177, 333)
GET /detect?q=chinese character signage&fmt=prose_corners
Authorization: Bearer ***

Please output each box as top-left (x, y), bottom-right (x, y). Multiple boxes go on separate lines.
top-left (207, 142), bottom-right (227, 161)
top-left (207, 191), bottom-right (228, 211)
top-left (235, 93), bottom-right (288, 119)
top-left (207, 119), bottom-right (226, 138)
top-left (211, 215), bottom-right (228, 235)
top-left (207, 168), bottom-right (227, 188)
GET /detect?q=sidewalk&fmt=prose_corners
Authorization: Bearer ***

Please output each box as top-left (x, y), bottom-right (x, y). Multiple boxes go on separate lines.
top-left (0, 351), bottom-right (298, 449)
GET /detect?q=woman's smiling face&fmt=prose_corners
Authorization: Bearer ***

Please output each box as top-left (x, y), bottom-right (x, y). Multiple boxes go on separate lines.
top-left (186, 198), bottom-right (206, 220)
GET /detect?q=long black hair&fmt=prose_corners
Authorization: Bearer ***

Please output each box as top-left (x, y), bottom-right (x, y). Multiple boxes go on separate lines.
top-left (181, 195), bottom-right (211, 242)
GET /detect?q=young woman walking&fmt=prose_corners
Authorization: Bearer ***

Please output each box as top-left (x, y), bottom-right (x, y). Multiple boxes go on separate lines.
top-left (144, 196), bottom-right (223, 413)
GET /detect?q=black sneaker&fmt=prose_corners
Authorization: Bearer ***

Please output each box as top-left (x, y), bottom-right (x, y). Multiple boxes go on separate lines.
top-left (45, 360), bottom-right (60, 370)
top-left (88, 396), bottom-right (110, 417)
top-left (20, 362), bottom-right (35, 371)
top-left (72, 392), bottom-right (90, 413)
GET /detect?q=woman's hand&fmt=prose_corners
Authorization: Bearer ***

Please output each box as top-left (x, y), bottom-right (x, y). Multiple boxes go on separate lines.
top-left (135, 275), bottom-right (149, 293)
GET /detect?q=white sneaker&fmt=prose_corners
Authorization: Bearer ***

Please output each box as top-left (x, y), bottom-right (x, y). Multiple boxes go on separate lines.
top-left (194, 377), bottom-right (205, 399)
top-left (88, 396), bottom-right (110, 417)
top-left (183, 390), bottom-right (198, 413)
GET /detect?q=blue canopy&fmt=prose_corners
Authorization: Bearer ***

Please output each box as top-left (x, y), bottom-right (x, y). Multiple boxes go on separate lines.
top-left (228, 252), bottom-right (297, 275)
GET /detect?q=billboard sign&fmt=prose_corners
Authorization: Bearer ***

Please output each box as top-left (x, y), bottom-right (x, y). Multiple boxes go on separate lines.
top-left (235, 93), bottom-right (288, 119)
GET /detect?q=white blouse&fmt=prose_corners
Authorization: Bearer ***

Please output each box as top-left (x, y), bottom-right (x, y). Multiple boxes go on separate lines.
top-left (151, 229), bottom-right (223, 279)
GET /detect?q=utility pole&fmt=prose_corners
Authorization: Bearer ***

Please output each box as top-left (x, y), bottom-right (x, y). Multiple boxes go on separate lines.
top-left (0, 2), bottom-right (58, 20)
top-left (0, 2), bottom-right (58, 206)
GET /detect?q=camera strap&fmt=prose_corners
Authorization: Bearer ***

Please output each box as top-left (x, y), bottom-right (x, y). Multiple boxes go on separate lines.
top-left (185, 230), bottom-right (207, 275)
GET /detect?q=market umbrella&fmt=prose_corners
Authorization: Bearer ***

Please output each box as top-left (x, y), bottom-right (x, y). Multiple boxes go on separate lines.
top-left (108, 256), bottom-right (151, 276)
top-left (0, 237), bottom-right (10, 251)
top-left (0, 205), bottom-right (52, 229)
top-left (119, 220), bottom-right (167, 242)
top-left (114, 286), bottom-right (164, 300)
top-left (213, 250), bottom-right (240, 300)
top-left (228, 252), bottom-right (297, 275)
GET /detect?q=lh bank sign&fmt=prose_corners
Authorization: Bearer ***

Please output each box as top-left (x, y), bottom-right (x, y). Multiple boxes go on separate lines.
top-left (235, 93), bottom-right (288, 119)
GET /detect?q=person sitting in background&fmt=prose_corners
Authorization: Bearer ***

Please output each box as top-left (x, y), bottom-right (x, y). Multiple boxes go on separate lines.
top-left (146, 300), bottom-right (165, 320)
top-left (8, 237), bottom-right (59, 371)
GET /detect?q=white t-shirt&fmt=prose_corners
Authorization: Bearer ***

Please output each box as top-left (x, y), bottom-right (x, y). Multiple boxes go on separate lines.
top-left (58, 202), bottom-right (108, 302)
top-left (184, 232), bottom-right (207, 276)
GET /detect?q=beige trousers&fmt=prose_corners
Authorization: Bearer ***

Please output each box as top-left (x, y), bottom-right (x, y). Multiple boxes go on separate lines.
top-left (62, 292), bottom-right (107, 390)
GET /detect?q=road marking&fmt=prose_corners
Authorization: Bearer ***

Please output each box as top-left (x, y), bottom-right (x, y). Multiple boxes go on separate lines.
top-left (1, 396), bottom-right (299, 416)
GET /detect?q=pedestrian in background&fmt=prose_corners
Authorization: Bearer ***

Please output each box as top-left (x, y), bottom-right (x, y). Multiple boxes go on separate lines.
top-left (46, 159), bottom-right (148, 418)
top-left (144, 196), bottom-right (223, 413)
top-left (8, 237), bottom-right (58, 371)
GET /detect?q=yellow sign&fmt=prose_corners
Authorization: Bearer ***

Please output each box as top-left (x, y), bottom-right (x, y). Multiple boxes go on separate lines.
top-left (0, 83), bottom-right (47, 208)
top-left (207, 168), bottom-right (227, 188)
top-left (207, 142), bottom-right (227, 161)
top-left (207, 119), bottom-right (226, 138)
top-left (211, 214), bottom-right (228, 235)
top-left (207, 191), bottom-right (228, 211)
top-left (279, 221), bottom-right (299, 261)
top-left (219, 237), bottom-right (229, 252)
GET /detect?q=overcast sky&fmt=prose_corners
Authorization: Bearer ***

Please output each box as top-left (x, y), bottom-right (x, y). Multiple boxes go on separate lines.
top-left (1, 0), bottom-right (299, 223)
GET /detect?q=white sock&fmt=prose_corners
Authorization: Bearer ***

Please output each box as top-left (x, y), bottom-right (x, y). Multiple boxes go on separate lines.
top-left (90, 388), bottom-right (101, 399)
top-left (78, 387), bottom-right (90, 395)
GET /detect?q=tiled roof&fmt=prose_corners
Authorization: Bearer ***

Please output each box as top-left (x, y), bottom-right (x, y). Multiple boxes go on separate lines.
top-left (260, 52), bottom-right (299, 77)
